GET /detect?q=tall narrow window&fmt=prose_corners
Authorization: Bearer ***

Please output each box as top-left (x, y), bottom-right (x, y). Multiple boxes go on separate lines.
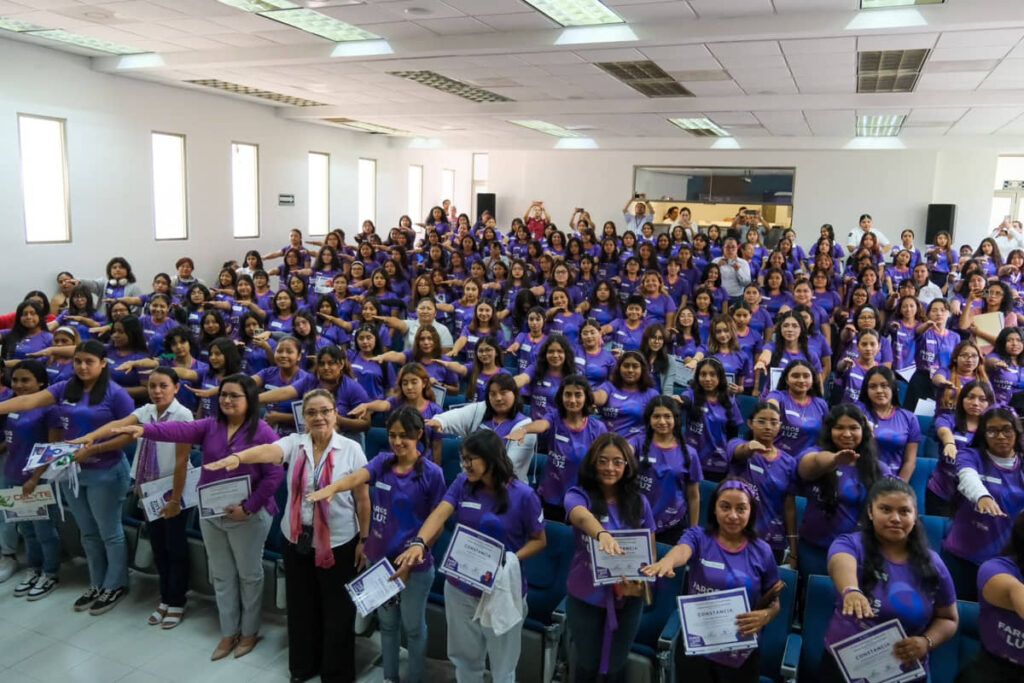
top-left (441, 168), bottom-right (455, 208)
top-left (408, 165), bottom-right (423, 222)
top-left (231, 142), bottom-right (259, 238)
top-left (358, 158), bottom-right (377, 228)
top-left (152, 132), bottom-right (188, 240)
top-left (17, 114), bottom-right (70, 243)
top-left (308, 152), bottom-right (330, 236)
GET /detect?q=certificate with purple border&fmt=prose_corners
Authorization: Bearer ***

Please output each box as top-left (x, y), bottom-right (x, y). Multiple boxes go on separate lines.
top-left (588, 529), bottom-right (655, 586)
top-left (678, 587), bottom-right (758, 655)
top-left (828, 619), bottom-right (926, 683)
top-left (438, 524), bottom-right (504, 594)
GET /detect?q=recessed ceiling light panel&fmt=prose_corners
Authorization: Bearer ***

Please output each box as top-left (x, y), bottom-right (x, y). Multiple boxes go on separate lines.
top-left (861, 0), bottom-right (943, 8)
top-left (186, 79), bottom-right (327, 106)
top-left (523, 0), bottom-right (623, 27)
top-left (258, 8), bottom-right (380, 41)
top-left (216, 0), bottom-right (299, 11)
top-left (0, 16), bottom-right (46, 32)
top-left (508, 120), bottom-right (583, 138)
top-left (856, 114), bottom-right (907, 136)
top-left (322, 118), bottom-right (411, 136)
top-left (668, 117), bottom-right (730, 137)
top-left (30, 29), bottom-right (144, 55)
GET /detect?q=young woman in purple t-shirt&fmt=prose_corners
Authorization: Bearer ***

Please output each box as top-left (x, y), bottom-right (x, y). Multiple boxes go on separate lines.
top-left (926, 380), bottom-right (993, 517)
top-left (394, 430), bottom-right (546, 683)
top-left (643, 479), bottom-right (785, 682)
top-left (306, 407), bottom-right (445, 683)
top-left (821, 478), bottom-right (958, 682)
top-left (961, 512), bottom-right (1024, 681)
top-left (564, 433), bottom-right (656, 682)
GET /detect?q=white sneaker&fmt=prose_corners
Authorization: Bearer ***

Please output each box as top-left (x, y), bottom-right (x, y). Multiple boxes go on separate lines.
top-left (0, 555), bottom-right (18, 583)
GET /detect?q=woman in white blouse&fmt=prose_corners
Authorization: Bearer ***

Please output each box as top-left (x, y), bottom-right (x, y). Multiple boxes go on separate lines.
top-left (206, 388), bottom-right (371, 683)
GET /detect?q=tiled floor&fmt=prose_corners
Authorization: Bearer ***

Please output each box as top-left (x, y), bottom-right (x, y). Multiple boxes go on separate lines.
top-left (0, 558), bottom-right (459, 682)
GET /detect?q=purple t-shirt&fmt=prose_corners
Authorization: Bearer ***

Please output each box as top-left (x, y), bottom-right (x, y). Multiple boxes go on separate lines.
top-left (334, 376), bottom-right (369, 418)
top-left (681, 389), bottom-right (743, 475)
top-left (644, 294), bottom-right (676, 326)
top-left (726, 441), bottom-right (798, 552)
top-left (574, 347), bottom-right (617, 386)
top-left (547, 312), bottom-right (584, 345)
top-left (926, 413), bottom-right (974, 502)
top-left (630, 436), bottom-right (703, 531)
top-left (511, 332), bottom-right (545, 373)
top-left (2, 330), bottom-right (53, 360)
top-left (349, 351), bottom-right (387, 401)
top-left (891, 321), bottom-right (917, 374)
top-left (607, 318), bottom-right (649, 352)
top-left (538, 412), bottom-right (608, 507)
top-left (800, 455), bottom-right (892, 550)
top-left (915, 328), bottom-right (958, 374)
top-left (679, 526), bottom-right (780, 667)
top-left (597, 382), bottom-right (661, 439)
top-left (978, 556), bottom-right (1024, 665)
top-left (825, 533), bottom-right (956, 676)
top-left (766, 391), bottom-right (829, 456)
top-left (523, 365), bottom-right (567, 418)
top-left (3, 405), bottom-right (56, 484)
top-left (837, 361), bottom-right (875, 404)
top-left (564, 486), bottom-right (655, 606)
top-left (47, 380), bottom-right (134, 470)
top-left (363, 452), bottom-right (446, 573)
top-left (986, 353), bottom-right (1024, 407)
top-left (256, 366), bottom-right (316, 435)
top-left (944, 448), bottom-right (1024, 565)
top-left (442, 474), bottom-right (544, 597)
top-left (858, 405), bottom-right (921, 474)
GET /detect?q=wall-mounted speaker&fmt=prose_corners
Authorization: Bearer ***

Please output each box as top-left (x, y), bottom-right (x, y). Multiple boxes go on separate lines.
top-left (476, 193), bottom-right (496, 221)
top-left (925, 204), bottom-right (956, 244)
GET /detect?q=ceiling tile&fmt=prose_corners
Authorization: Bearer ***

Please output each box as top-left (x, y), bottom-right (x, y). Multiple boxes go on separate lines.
top-left (916, 72), bottom-right (986, 91)
top-left (781, 37), bottom-right (856, 55)
top-left (317, 4), bottom-right (404, 24)
top-left (929, 45), bottom-right (1012, 62)
top-left (948, 107), bottom-right (1024, 134)
top-left (574, 47), bottom-right (647, 62)
top-left (613, 1), bottom-right (695, 22)
top-left (906, 108), bottom-right (968, 124)
top-left (937, 29), bottom-right (1024, 48)
top-left (441, 0), bottom-right (529, 15)
top-left (95, 1), bottom-right (187, 21)
top-left (476, 11), bottom-right (556, 30)
top-left (706, 111), bottom-right (759, 124)
top-left (415, 16), bottom-right (494, 34)
top-left (899, 125), bottom-right (951, 136)
top-left (687, 0), bottom-right (775, 18)
top-left (518, 51), bottom-right (585, 65)
top-left (773, 0), bottom-right (858, 9)
top-left (381, 0), bottom-right (467, 21)
top-left (857, 33), bottom-right (938, 52)
top-left (804, 109), bottom-right (853, 136)
top-left (681, 80), bottom-right (745, 95)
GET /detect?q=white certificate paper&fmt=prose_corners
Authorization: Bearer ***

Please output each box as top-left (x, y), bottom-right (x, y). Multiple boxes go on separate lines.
top-left (138, 467), bottom-right (201, 523)
top-left (828, 619), bottom-right (926, 683)
top-left (769, 367), bottom-right (783, 392)
top-left (678, 587), bottom-right (758, 656)
top-left (0, 484), bottom-right (56, 522)
top-left (345, 558), bottom-right (405, 618)
top-left (588, 529), bottom-right (655, 586)
top-left (439, 523), bottom-right (505, 593)
top-left (197, 475), bottom-right (251, 519)
top-left (23, 442), bottom-right (82, 472)
top-left (291, 400), bottom-right (306, 433)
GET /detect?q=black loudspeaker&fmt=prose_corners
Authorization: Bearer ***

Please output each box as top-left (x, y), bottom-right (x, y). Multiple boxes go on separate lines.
top-left (925, 204), bottom-right (956, 244)
top-left (476, 192), bottom-right (496, 221)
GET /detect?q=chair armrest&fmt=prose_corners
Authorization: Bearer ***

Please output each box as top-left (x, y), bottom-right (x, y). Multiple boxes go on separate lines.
top-left (551, 596), bottom-right (568, 627)
top-left (658, 610), bottom-right (681, 652)
top-left (781, 633), bottom-right (802, 682)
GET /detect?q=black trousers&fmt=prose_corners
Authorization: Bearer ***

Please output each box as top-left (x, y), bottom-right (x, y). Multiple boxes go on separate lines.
top-left (284, 537), bottom-right (359, 682)
top-left (149, 513), bottom-right (189, 608)
top-left (675, 647), bottom-right (761, 683)
top-left (957, 648), bottom-right (1024, 683)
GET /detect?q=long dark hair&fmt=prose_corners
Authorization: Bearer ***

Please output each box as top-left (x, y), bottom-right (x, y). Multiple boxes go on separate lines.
top-left (638, 396), bottom-right (685, 469)
top-left (687, 358), bottom-right (739, 439)
top-left (813, 404), bottom-right (883, 515)
top-left (970, 406), bottom-right (1023, 451)
top-left (554, 374), bottom-right (595, 419)
top-left (640, 323), bottom-right (670, 376)
top-left (953, 380), bottom-right (994, 433)
top-left (1004, 510), bottom-right (1024, 570)
top-left (385, 406), bottom-right (427, 477)
top-left (208, 337), bottom-right (242, 377)
top-left (106, 256), bottom-right (137, 283)
top-left (706, 478), bottom-right (759, 542)
top-left (216, 374), bottom-right (262, 441)
top-left (533, 334), bottom-right (576, 383)
top-left (993, 327), bottom-right (1024, 365)
top-left (577, 433), bottom-right (644, 528)
top-left (65, 340), bottom-right (112, 405)
top-left (467, 336), bottom-right (504, 395)
top-left (860, 478), bottom-right (939, 596)
top-left (777, 359), bottom-right (822, 397)
top-left (1, 300), bottom-right (46, 360)
top-left (611, 351), bottom-right (655, 392)
top-left (769, 311), bottom-right (811, 368)
top-left (462, 430), bottom-right (515, 513)
top-left (481, 372), bottom-right (522, 422)
top-left (857, 366), bottom-right (899, 413)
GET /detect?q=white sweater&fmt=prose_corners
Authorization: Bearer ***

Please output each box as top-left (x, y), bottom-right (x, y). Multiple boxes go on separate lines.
top-left (434, 402), bottom-right (536, 483)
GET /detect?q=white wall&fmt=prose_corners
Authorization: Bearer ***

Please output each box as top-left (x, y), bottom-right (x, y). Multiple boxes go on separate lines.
top-left (0, 38), bottom-right (392, 311)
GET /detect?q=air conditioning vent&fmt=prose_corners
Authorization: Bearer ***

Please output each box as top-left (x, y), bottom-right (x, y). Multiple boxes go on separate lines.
top-left (857, 49), bottom-right (930, 93)
top-left (185, 79), bottom-right (327, 106)
top-left (596, 60), bottom-right (695, 98)
top-left (388, 71), bottom-right (513, 103)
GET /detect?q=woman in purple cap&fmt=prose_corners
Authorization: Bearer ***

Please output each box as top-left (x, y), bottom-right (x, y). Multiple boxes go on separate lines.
top-left (959, 511), bottom-right (1024, 681)
top-left (942, 407), bottom-right (1024, 600)
top-left (564, 432), bottom-right (655, 682)
top-left (820, 478), bottom-right (958, 682)
top-left (643, 478), bottom-right (785, 682)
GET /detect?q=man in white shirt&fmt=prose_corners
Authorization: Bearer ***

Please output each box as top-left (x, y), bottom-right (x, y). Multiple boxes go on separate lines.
top-left (846, 214), bottom-right (891, 254)
top-left (716, 237), bottom-right (752, 303)
top-left (991, 219), bottom-right (1024, 255)
top-left (622, 197), bottom-right (652, 233)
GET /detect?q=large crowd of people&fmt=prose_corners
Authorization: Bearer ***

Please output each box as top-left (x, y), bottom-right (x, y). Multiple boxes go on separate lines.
top-left (1, 195), bottom-right (1023, 683)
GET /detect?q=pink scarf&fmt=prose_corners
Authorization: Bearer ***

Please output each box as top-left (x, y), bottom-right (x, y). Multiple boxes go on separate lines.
top-left (290, 445), bottom-right (335, 569)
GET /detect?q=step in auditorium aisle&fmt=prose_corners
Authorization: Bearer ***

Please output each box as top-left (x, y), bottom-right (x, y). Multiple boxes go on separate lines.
top-left (0, 558), bottom-right (460, 682)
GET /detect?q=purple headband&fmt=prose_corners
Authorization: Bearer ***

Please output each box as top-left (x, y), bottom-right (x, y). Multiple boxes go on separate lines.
top-left (718, 479), bottom-right (759, 503)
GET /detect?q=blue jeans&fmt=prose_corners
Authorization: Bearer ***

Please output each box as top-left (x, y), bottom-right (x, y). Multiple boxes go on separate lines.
top-left (0, 471), bottom-right (20, 556)
top-left (19, 505), bottom-right (61, 576)
top-left (62, 459), bottom-right (130, 590)
top-left (378, 565), bottom-right (433, 682)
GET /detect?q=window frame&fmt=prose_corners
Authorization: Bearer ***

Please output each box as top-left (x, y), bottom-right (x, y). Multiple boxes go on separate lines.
top-left (231, 141), bottom-right (261, 240)
top-left (151, 130), bottom-right (189, 241)
top-left (17, 113), bottom-right (72, 244)
top-left (308, 150), bottom-right (331, 237)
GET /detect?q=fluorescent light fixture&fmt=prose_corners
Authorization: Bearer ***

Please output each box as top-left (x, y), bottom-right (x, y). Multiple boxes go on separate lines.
top-left (508, 120), bottom-right (583, 138)
top-left (856, 114), bottom-right (906, 136)
top-left (258, 8), bottom-right (381, 41)
top-left (711, 137), bottom-right (742, 149)
top-left (115, 53), bottom-right (167, 70)
top-left (524, 0), bottom-right (622, 27)
top-left (845, 137), bottom-right (906, 149)
top-left (846, 8), bottom-right (927, 29)
top-left (216, 0), bottom-right (298, 10)
top-left (0, 17), bottom-right (46, 32)
top-left (29, 29), bottom-right (144, 55)
top-left (331, 39), bottom-right (392, 57)
top-left (389, 71), bottom-right (513, 103)
top-left (555, 24), bottom-right (637, 46)
top-left (861, 0), bottom-right (943, 7)
top-left (555, 137), bottom-right (599, 149)
top-left (323, 118), bottom-right (411, 136)
top-left (668, 118), bottom-right (730, 137)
